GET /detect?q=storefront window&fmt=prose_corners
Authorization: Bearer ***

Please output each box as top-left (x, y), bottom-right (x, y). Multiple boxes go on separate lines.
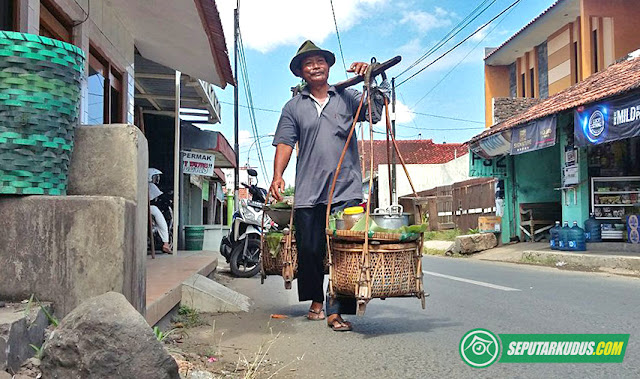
top-left (0, 0), bottom-right (16, 31)
top-left (88, 65), bottom-right (105, 124)
top-left (39, 0), bottom-right (72, 42)
top-left (87, 45), bottom-right (124, 125)
top-left (588, 137), bottom-right (640, 178)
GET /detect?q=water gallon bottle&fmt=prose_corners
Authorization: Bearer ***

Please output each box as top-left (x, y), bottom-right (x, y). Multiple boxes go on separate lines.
top-left (569, 221), bottom-right (587, 251)
top-left (584, 213), bottom-right (602, 243)
top-left (549, 221), bottom-right (561, 250)
top-left (559, 221), bottom-right (571, 251)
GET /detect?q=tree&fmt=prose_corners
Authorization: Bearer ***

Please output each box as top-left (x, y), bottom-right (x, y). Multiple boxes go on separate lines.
top-left (283, 186), bottom-right (295, 196)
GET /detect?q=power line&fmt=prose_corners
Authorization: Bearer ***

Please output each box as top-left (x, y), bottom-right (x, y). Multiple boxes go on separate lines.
top-left (411, 0), bottom-right (520, 109)
top-left (220, 100), bottom-right (281, 114)
top-left (409, 111), bottom-right (484, 124)
top-left (396, 0), bottom-right (522, 87)
top-left (238, 30), bottom-right (269, 181)
top-left (398, 124), bottom-right (484, 131)
top-left (220, 100), bottom-right (482, 124)
top-left (396, 0), bottom-right (496, 79)
top-left (329, 0), bottom-right (348, 77)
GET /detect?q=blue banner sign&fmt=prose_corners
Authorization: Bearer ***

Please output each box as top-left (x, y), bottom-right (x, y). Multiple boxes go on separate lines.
top-left (510, 116), bottom-right (557, 155)
top-left (574, 91), bottom-right (640, 146)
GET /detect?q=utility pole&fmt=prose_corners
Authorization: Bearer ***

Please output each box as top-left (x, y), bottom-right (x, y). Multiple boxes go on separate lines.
top-left (233, 7), bottom-right (240, 212)
top-left (391, 77), bottom-right (397, 205)
top-left (172, 71), bottom-right (181, 253)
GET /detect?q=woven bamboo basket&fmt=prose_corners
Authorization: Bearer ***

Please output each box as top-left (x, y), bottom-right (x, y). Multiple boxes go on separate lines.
top-left (261, 235), bottom-right (298, 276)
top-left (330, 240), bottom-right (421, 298)
top-left (260, 234), bottom-right (330, 289)
top-left (0, 31), bottom-right (85, 195)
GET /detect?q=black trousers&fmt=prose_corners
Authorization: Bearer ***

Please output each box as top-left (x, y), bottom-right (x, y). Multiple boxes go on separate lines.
top-left (294, 200), bottom-right (359, 315)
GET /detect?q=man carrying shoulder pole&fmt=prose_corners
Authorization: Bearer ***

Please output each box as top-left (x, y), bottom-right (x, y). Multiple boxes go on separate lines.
top-left (270, 40), bottom-right (385, 331)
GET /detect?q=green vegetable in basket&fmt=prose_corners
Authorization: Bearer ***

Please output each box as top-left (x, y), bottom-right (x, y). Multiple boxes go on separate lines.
top-left (265, 232), bottom-right (284, 257)
top-left (350, 216), bottom-right (386, 232)
top-left (403, 224), bottom-right (428, 234)
top-left (271, 202), bottom-right (292, 209)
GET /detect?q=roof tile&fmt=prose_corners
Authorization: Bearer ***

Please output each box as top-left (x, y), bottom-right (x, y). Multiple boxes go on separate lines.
top-left (470, 54), bottom-right (640, 143)
top-left (358, 139), bottom-right (468, 174)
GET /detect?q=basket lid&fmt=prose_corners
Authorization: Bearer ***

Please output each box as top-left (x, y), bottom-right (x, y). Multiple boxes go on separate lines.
top-left (344, 206), bottom-right (364, 215)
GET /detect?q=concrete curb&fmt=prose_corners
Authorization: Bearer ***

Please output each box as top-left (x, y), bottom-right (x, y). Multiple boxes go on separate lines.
top-left (521, 250), bottom-right (640, 271)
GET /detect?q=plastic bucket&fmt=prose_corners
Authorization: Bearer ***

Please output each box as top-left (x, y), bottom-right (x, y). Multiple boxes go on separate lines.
top-left (185, 226), bottom-right (205, 251)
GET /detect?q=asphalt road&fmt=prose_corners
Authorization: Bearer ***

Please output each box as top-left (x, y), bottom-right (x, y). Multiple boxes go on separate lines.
top-left (218, 256), bottom-right (640, 378)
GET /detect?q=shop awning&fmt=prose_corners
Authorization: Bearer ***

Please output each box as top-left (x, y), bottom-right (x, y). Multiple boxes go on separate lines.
top-left (134, 54), bottom-right (221, 124)
top-left (110, 0), bottom-right (234, 88)
top-left (468, 53), bottom-right (640, 146)
top-left (181, 122), bottom-right (236, 169)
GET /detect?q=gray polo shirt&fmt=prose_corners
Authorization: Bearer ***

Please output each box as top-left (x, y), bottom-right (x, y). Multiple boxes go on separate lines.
top-left (273, 85), bottom-right (383, 208)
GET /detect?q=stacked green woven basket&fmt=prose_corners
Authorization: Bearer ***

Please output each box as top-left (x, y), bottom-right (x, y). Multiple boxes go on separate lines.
top-left (0, 31), bottom-right (85, 195)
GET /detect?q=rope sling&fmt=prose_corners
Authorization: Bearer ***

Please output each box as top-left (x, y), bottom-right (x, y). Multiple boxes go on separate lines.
top-left (323, 59), bottom-right (426, 315)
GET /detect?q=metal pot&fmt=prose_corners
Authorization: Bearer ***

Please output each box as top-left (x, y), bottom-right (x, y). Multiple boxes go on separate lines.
top-left (371, 205), bottom-right (410, 230)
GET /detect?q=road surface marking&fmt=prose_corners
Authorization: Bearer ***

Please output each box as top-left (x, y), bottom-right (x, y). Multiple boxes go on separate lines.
top-left (422, 271), bottom-right (521, 292)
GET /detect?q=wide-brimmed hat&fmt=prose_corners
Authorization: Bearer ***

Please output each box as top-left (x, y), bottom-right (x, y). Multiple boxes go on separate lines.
top-left (289, 40), bottom-right (335, 77)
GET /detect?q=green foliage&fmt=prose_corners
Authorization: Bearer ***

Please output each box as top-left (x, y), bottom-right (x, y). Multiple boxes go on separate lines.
top-left (153, 326), bottom-right (177, 342)
top-left (422, 248), bottom-right (446, 256)
top-left (24, 294), bottom-right (35, 318)
top-left (467, 228), bottom-right (480, 234)
top-left (265, 232), bottom-right (284, 257)
top-left (423, 228), bottom-right (462, 241)
top-left (24, 295), bottom-right (59, 328)
top-left (282, 186), bottom-right (295, 196)
top-left (172, 305), bottom-right (203, 328)
top-left (40, 303), bottom-right (59, 327)
top-left (30, 344), bottom-right (44, 360)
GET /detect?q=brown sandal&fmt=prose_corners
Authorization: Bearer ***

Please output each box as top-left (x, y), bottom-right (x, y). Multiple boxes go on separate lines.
top-left (327, 316), bottom-right (352, 331)
top-left (307, 308), bottom-right (325, 321)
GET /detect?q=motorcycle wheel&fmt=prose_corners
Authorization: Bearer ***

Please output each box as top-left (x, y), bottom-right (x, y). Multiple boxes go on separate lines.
top-left (230, 238), bottom-right (261, 278)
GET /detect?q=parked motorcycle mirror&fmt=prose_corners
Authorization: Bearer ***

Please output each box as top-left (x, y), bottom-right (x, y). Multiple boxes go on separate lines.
top-left (247, 169), bottom-right (258, 177)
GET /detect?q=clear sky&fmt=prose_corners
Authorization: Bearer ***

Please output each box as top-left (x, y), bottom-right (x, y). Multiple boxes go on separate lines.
top-left (209, 0), bottom-right (558, 187)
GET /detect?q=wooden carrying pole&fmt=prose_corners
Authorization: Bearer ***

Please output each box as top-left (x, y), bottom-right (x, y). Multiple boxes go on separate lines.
top-left (324, 57), bottom-right (427, 314)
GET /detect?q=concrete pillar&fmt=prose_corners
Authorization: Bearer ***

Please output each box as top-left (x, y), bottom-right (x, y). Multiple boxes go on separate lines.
top-left (559, 120), bottom-right (590, 225)
top-left (0, 196), bottom-right (136, 317)
top-left (72, 20), bottom-right (90, 125)
top-left (67, 124), bottom-right (149, 315)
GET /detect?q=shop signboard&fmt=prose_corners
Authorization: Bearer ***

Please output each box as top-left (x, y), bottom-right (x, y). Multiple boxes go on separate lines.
top-left (510, 116), bottom-right (557, 155)
top-left (182, 150), bottom-right (215, 176)
top-left (477, 131), bottom-right (512, 157)
top-left (574, 91), bottom-right (640, 146)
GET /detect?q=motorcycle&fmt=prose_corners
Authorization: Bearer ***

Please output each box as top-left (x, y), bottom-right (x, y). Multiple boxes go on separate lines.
top-left (220, 169), bottom-right (270, 277)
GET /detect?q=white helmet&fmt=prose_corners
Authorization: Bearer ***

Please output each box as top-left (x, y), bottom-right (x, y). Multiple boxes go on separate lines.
top-left (148, 168), bottom-right (162, 184)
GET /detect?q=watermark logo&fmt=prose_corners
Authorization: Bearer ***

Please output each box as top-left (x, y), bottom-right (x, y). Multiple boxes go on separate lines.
top-left (459, 330), bottom-right (629, 368)
top-left (459, 328), bottom-right (501, 368)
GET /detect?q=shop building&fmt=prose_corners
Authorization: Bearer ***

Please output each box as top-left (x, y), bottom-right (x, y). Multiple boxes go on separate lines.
top-left (470, 0), bottom-right (640, 244)
top-left (2, 0), bottom-right (235, 250)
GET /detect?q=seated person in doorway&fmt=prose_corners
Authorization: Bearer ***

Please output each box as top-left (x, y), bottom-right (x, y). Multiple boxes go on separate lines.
top-left (149, 168), bottom-right (172, 254)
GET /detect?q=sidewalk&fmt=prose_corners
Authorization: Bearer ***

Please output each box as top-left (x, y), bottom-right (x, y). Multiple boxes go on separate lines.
top-left (471, 241), bottom-right (640, 276)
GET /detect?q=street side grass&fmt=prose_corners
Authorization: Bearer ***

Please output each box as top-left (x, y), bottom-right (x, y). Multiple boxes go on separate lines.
top-left (520, 253), bottom-right (558, 266)
top-left (172, 305), bottom-right (205, 328)
top-left (423, 228), bottom-right (462, 241)
top-left (422, 247), bottom-right (447, 256)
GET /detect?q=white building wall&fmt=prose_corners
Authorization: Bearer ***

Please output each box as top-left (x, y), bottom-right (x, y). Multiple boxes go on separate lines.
top-left (376, 154), bottom-right (470, 208)
top-left (19, 0), bottom-right (136, 124)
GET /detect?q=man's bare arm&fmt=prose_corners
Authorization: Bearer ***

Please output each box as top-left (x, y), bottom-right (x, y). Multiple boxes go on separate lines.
top-left (269, 143), bottom-right (294, 201)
